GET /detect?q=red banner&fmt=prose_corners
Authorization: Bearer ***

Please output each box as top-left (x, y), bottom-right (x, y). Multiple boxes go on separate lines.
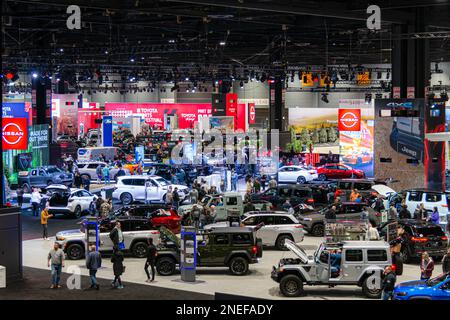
top-left (2, 118), bottom-right (28, 150)
top-left (104, 103), bottom-right (212, 129)
top-left (338, 108), bottom-right (361, 131)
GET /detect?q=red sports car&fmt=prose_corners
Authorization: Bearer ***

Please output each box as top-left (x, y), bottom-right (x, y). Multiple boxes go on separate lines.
top-left (149, 209), bottom-right (181, 234)
top-left (316, 163), bottom-right (365, 180)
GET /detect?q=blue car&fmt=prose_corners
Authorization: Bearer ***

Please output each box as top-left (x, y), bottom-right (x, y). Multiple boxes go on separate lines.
top-left (393, 273), bottom-right (450, 300)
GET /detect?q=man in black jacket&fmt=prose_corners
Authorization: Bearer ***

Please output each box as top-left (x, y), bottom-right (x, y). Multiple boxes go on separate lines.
top-left (145, 238), bottom-right (157, 282)
top-left (381, 266), bottom-right (396, 300)
top-left (325, 206), bottom-right (337, 221)
top-left (109, 222), bottom-right (123, 251)
top-left (86, 245), bottom-right (102, 290)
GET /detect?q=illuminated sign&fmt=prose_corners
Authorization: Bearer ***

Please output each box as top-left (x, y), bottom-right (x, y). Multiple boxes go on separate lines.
top-left (2, 118), bottom-right (28, 150)
top-left (338, 109), bottom-right (361, 131)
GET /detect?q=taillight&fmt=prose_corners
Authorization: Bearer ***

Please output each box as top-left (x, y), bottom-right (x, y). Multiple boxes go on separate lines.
top-left (307, 198), bottom-right (314, 204)
top-left (441, 236), bottom-right (448, 241)
top-left (411, 236), bottom-right (428, 242)
top-left (294, 225), bottom-right (303, 228)
top-left (252, 246), bottom-right (258, 254)
top-left (150, 231), bottom-right (160, 235)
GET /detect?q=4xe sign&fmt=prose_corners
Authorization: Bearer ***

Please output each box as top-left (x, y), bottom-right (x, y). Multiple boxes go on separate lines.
top-left (338, 109), bottom-right (361, 131)
top-left (2, 118), bottom-right (28, 150)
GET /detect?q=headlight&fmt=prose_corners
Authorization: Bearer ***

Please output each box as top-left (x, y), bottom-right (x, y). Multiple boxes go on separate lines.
top-left (302, 218), bottom-right (312, 221)
top-left (395, 292), bottom-right (408, 297)
top-left (56, 236), bottom-right (65, 241)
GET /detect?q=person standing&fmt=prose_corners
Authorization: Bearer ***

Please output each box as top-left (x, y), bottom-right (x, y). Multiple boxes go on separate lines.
top-left (100, 199), bottom-right (112, 219)
top-left (245, 178), bottom-right (253, 194)
top-left (16, 186), bottom-right (24, 209)
top-left (191, 204), bottom-right (201, 229)
top-left (366, 221), bottom-right (380, 240)
top-left (74, 171), bottom-right (82, 189)
top-left (86, 244), bottom-right (102, 290)
top-left (325, 205), bottom-right (337, 221)
top-left (398, 204), bottom-right (411, 220)
top-left (268, 176), bottom-right (277, 189)
top-left (31, 188), bottom-right (42, 217)
top-left (82, 175), bottom-right (91, 192)
top-left (231, 170), bottom-right (238, 191)
top-left (189, 185), bottom-right (198, 204)
top-left (111, 249), bottom-right (125, 289)
top-left (260, 174), bottom-right (267, 191)
top-left (282, 199), bottom-right (292, 212)
top-left (381, 266), bottom-right (397, 300)
top-left (428, 207), bottom-right (440, 225)
top-left (145, 238), bottom-right (157, 283)
top-left (103, 165), bottom-right (110, 185)
top-left (414, 203), bottom-right (427, 221)
top-left (41, 204), bottom-right (53, 240)
top-left (253, 178), bottom-right (261, 193)
top-left (442, 248), bottom-right (450, 274)
top-left (96, 163), bottom-right (103, 184)
top-left (109, 221), bottom-right (124, 251)
top-left (166, 186), bottom-right (173, 206)
top-left (420, 252), bottom-right (434, 281)
top-left (47, 242), bottom-right (65, 289)
top-left (388, 203), bottom-right (398, 221)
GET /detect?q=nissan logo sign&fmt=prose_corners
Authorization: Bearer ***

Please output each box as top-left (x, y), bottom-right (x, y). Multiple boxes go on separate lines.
top-left (340, 112), bottom-right (359, 128)
top-left (2, 122), bottom-right (25, 145)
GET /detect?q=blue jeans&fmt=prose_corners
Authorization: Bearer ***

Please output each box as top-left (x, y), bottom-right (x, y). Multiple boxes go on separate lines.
top-left (382, 290), bottom-right (393, 300)
top-left (104, 176), bottom-right (110, 185)
top-left (89, 269), bottom-right (98, 286)
top-left (51, 264), bottom-right (62, 286)
top-left (32, 202), bottom-right (40, 216)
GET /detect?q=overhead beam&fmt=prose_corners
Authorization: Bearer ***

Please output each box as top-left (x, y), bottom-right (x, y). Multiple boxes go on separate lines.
top-left (163, 0), bottom-right (410, 24)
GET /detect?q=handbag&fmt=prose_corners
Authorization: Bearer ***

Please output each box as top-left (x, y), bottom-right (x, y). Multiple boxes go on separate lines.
top-left (118, 242), bottom-right (125, 250)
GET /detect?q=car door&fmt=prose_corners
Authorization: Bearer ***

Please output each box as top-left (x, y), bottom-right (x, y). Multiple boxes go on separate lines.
top-left (324, 165), bottom-right (337, 179)
top-left (120, 220), bottom-right (134, 249)
top-left (278, 167), bottom-right (288, 182)
top-left (98, 221), bottom-right (115, 251)
top-left (132, 178), bottom-right (147, 200)
top-left (341, 249), bottom-right (364, 282)
top-left (80, 190), bottom-right (95, 211)
top-left (256, 215), bottom-right (279, 246)
top-left (197, 234), bottom-right (219, 266)
top-left (337, 165), bottom-right (352, 178)
top-left (145, 179), bottom-right (159, 201)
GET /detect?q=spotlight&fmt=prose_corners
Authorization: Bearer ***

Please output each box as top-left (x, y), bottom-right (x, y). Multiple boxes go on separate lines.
top-left (32, 72), bottom-right (38, 78)
top-left (219, 41), bottom-right (226, 46)
top-left (321, 93), bottom-right (329, 103)
top-left (105, 50), bottom-right (109, 54)
top-left (130, 58), bottom-right (135, 62)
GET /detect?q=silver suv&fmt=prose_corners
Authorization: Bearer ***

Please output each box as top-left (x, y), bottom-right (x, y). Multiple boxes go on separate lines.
top-left (77, 161), bottom-right (130, 181)
top-left (271, 240), bottom-right (392, 298)
top-left (205, 211), bottom-right (304, 250)
top-left (56, 217), bottom-right (161, 260)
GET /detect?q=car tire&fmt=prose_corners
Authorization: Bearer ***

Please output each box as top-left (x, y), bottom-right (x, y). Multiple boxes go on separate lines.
top-left (280, 274), bottom-right (304, 297)
top-left (297, 176), bottom-right (307, 184)
top-left (73, 205), bottom-right (82, 219)
top-left (275, 235), bottom-right (293, 251)
top-left (318, 174), bottom-right (327, 181)
top-left (362, 276), bottom-right (382, 299)
top-left (131, 241), bottom-right (148, 258)
top-left (66, 243), bottom-right (84, 260)
top-left (229, 256), bottom-right (249, 276)
top-left (120, 192), bottom-right (133, 205)
top-left (311, 223), bottom-right (324, 237)
top-left (156, 257), bottom-right (177, 276)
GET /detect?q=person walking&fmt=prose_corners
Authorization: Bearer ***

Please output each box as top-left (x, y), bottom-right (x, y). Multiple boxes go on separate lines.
top-left (231, 170), bottom-right (238, 191)
top-left (100, 199), bottom-right (112, 219)
top-left (428, 207), bottom-right (440, 224)
top-left (420, 252), bottom-right (434, 281)
top-left (253, 178), bottom-right (261, 193)
top-left (16, 186), bottom-right (24, 209)
top-left (74, 171), bottom-right (82, 189)
top-left (442, 248), bottom-right (450, 274)
top-left (189, 186), bottom-right (198, 204)
top-left (144, 238), bottom-right (157, 283)
top-left (86, 244), bottom-right (102, 290)
top-left (41, 203), bottom-right (53, 240)
top-left (96, 164), bottom-right (103, 184)
top-left (31, 188), bottom-right (42, 217)
top-left (111, 249), bottom-right (125, 289)
top-left (191, 204), bottom-right (201, 229)
top-left (381, 266), bottom-right (396, 300)
top-left (325, 206), bottom-right (337, 221)
top-left (260, 174), bottom-right (267, 191)
top-left (47, 242), bottom-right (65, 289)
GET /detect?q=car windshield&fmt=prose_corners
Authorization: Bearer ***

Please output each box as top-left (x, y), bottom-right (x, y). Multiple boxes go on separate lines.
top-left (155, 177), bottom-right (170, 187)
top-left (46, 167), bottom-right (62, 174)
top-left (426, 273), bottom-right (450, 287)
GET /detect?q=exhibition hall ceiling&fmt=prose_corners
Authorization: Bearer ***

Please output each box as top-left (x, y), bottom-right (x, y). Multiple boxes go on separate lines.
top-left (2, 0), bottom-right (450, 74)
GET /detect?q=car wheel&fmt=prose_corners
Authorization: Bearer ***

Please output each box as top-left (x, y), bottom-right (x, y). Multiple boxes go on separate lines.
top-left (229, 256), bottom-right (249, 276)
top-left (66, 243), bottom-right (84, 260)
top-left (132, 241), bottom-right (148, 258)
top-left (120, 192), bottom-right (133, 205)
top-left (297, 176), bottom-right (306, 184)
top-left (311, 223), bottom-right (324, 237)
top-left (362, 276), bottom-right (382, 299)
top-left (275, 235), bottom-right (293, 251)
top-left (156, 257), bottom-right (177, 276)
top-left (73, 205), bottom-right (82, 219)
top-left (400, 248), bottom-right (411, 264)
top-left (318, 174), bottom-right (327, 181)
top-left (280, 274), bottom-right (304, 297)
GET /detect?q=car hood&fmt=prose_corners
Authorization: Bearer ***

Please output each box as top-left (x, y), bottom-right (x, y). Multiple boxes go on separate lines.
top-left (203, 221), bottom-right (229, 230)
top-left (56, 229), bottom-right (84, 238)
top-left (372, 184), bottom-right (397, 197)
top-left (396, 280), bottom-right (427, 288)
top-left (178, 204), bottom-right (195, 212)
top-left (172, 185), bottom-right (189, 191)
top-left (297, 212), bottom-right (323, 220)
top-left (284, 239), bottom-right (309, 263)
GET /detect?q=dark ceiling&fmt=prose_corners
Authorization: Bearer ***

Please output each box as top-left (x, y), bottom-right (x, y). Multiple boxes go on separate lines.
top-left (2, 0), bottom-right (450, 78)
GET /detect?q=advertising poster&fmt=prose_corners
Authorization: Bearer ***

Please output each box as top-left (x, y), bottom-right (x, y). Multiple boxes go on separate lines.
top-left (2, 102), bottom-right (32, 125)
top-left (104, 103), bottom-right (212, 129)
top-left (209, 116), bottom-right (235, 133)
top-left (288, 108), bottom-right (339, 154)
top-left (102, 116), bottom-right (113, 147)
top-left (374, 99), bottom-right (425, 190)
top-left (2, 118), bottom-right (28, 150)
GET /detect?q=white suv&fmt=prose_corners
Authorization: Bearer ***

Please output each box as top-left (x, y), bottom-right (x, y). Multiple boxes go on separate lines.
top-left (277, 166), bottom-right (318, 184)
top-left (205, 211), bottom-right (304, 250)
top-left (48, 187), bottom-right (98, 218)
top-left (77, 161), bottom-right (130, 181)
top-left (112, 175), bottom-right (189, 205)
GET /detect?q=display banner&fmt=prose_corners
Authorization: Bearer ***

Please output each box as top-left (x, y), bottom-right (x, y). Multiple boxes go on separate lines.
top-left (2, 118), bottom-right (28, 150)
top-left (424, 100), bottom-right (447, 191)
top-left (135, 146), bottom-right (145, 163)
top-left (102, 116), bottom-right (113, 147)
top-left (236, 103), bottom-right (246, 131)
top-left (104, 103), bottom-right (211, 129)
top-left (211, 93), bottom-right (226, 116)
top-left (248, 103), bottom-right (256, 124)
top-left (2, 102), bottom-right (32, 125)
top-left (29, 126), bottom-right (49, 149)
